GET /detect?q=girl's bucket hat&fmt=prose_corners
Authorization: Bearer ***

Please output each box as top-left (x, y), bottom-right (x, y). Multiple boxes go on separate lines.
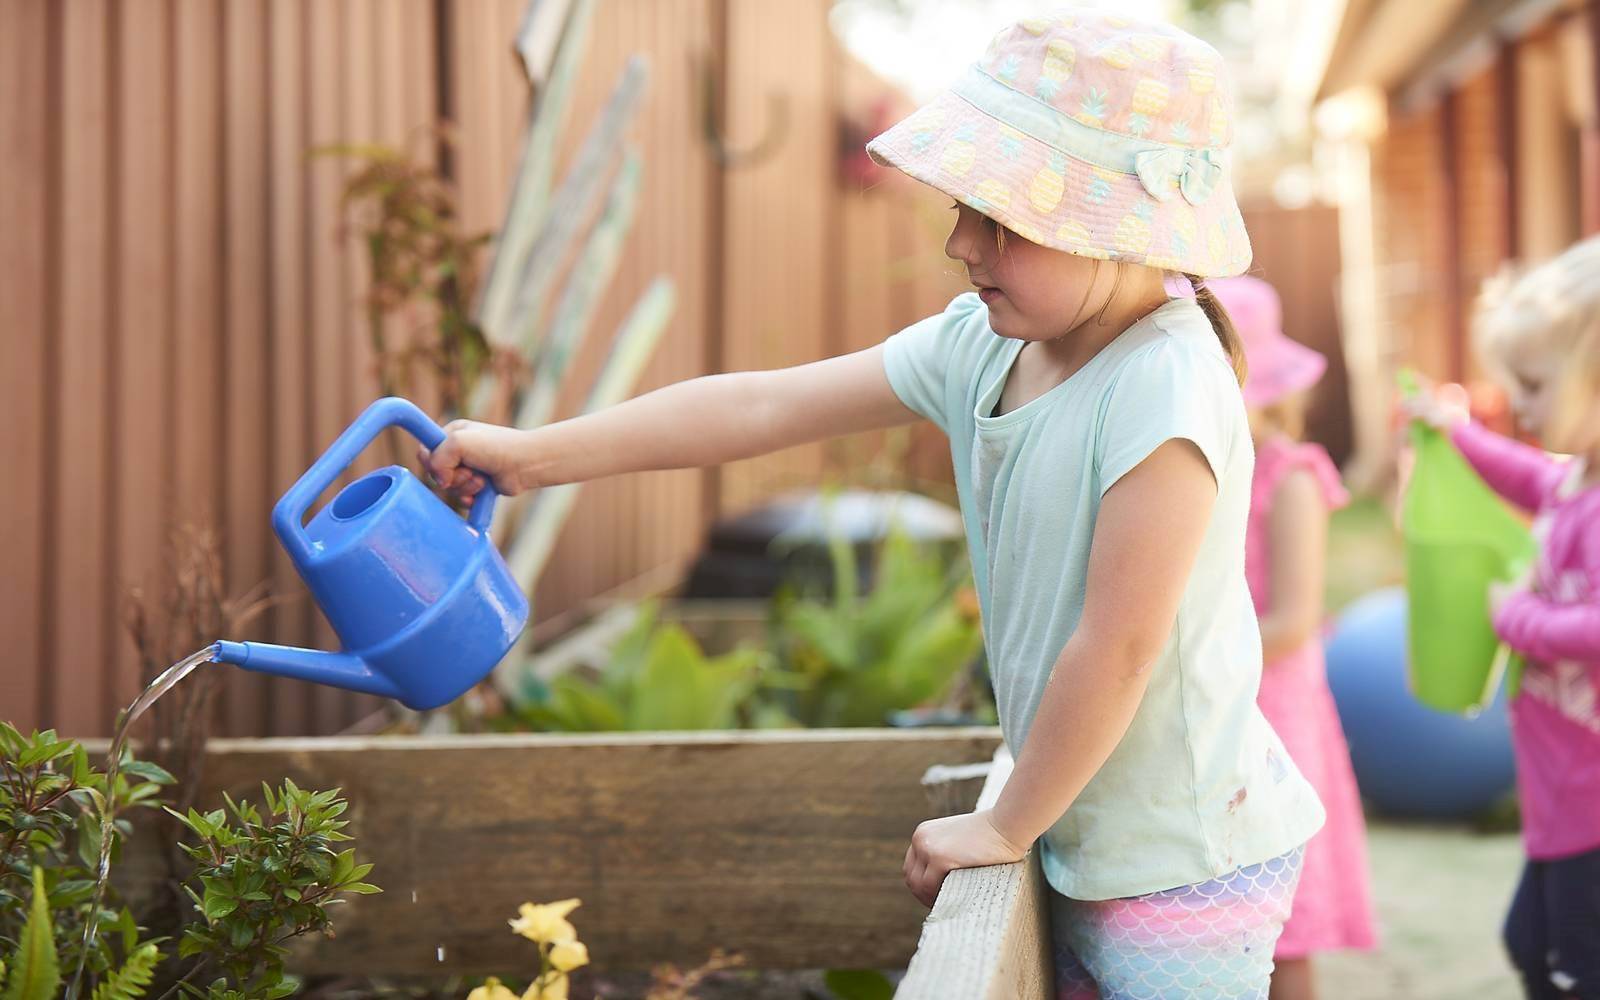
top-left (1207, 275), bottom-right (1328, 407)
top-left (866, 9), bottom-right (1251, 278)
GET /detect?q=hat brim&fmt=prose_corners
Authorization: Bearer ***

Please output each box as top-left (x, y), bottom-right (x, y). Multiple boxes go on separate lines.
top-left (866, 89), bottom-right (1251, 278)
top-left (1243, 336), bottom-right (1328, 407)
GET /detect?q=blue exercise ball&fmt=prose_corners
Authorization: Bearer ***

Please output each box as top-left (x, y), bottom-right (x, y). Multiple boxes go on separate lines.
top-left (1324, 587), bottom-right (1517, 820)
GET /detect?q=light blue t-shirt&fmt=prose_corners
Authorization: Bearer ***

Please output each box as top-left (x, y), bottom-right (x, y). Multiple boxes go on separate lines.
top-left (884, 292), bottom-right (1325, 900)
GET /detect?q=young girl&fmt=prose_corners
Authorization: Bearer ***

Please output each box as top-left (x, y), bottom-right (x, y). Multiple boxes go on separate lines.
top-left (426, 12), bottom-right (1324, 996)
top-left (1210, 276), bottom-right (1378, 1000)
top-left (1405, 236), bottom-right (1600, 1000)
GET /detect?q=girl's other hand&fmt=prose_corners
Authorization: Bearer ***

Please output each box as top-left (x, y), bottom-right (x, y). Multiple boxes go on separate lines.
top-left (902, 809), bottom-right (1028, 908)
top-left (417, 420), bottom-right (535, 500)
top-left (1400, 376), bottom-right (1470, 430)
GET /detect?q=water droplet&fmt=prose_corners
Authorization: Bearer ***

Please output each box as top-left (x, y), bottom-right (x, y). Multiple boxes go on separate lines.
top-left (436, 945), bottom-right (446, 963)
top-left (411, 890), bottom-right (418, 904)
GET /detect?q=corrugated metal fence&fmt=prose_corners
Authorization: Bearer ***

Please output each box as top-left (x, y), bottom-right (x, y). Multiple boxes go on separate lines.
top-left (0, 0), bottom-right (966, 737)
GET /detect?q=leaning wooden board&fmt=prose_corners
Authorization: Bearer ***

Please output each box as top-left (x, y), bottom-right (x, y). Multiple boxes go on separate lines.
top-left (131, 728), bottom-right (1001, 974)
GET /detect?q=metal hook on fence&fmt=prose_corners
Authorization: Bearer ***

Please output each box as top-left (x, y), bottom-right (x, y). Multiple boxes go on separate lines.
top-left (695, 51), bottom-right (790, 169)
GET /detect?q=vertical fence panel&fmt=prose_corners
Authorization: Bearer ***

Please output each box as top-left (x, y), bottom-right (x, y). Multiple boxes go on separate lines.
top-left (0, 0), bottom-right (50, 733)
top-left (265, 0), bottom-right (313, 735)
top-left (222, 0), bottom-right (277, 737)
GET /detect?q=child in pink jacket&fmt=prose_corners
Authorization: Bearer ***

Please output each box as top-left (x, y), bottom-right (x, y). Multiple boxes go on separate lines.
top-left (1408, 234), bottom-right (1600, 1000)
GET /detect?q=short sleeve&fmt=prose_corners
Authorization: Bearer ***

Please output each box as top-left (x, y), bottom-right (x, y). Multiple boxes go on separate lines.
top-left (1259, 441), bottom-right (1350, 511)
top-left (882, 292), bottom-right (985, 434)
top-left (1095, 337), bottom-right (1240, 497)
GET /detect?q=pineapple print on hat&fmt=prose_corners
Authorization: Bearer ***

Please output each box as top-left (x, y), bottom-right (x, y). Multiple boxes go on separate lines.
top-left (1036, 39), bottom-right (1077, 101)
top-left (1128, 78), bottom-right (1169, 137)
top-left (1189, 57), bottom-right (1217, 95)
top-left (1207, 221), bottom-right (1230, 268)
top-left (1020, 15), bottom-right (1055, 35)
top-left (1009, 219), bottom-right (1046, 245)
top-left (1057, 220), bottom-right (1111, 259)
top-left (939, 124), bottom-right (978, 177)
top-left (1208, 94), bottom-right (1230, 146)
top-left (1130, 35), bottom-right (1169, 62)
top-left (972, 178), bottom-right (1012, 213)
top-left (1096, 39), bottom-right (1135, 69)
top-left (1076, 87), bottom-right (1110, 129)
top-left (998, 123), bottom-right (1026, 160)
top-left (1170, 202), bottom-right (1198, 259)
top-left (1030, 152), bottom-right (1068, 213)
top-left (1085, 166), bottom-right (1118, 206)
top-left (1115, 205), bottom-right (1154, 256)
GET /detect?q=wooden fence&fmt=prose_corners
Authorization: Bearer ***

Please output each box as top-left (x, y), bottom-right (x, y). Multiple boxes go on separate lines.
top-left (0, 0), bottom-right (965, 738)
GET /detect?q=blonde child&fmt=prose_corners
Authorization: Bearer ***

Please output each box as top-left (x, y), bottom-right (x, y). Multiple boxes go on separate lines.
top-left (1208, 276), bottom-right (1378, 1000)
top-left (426, 12), bottom-right (1323, 997)
top-left (1406, 235), bottom-right (1600, 1000)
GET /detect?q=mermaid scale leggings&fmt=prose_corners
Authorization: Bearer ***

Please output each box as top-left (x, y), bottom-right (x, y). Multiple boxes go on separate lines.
top-left (1050, 847), bottom-right (1305, 999)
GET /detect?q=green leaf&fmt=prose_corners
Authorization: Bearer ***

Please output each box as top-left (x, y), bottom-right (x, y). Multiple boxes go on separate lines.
top-left (823, 969), bottom-right (895, 1000)
top-left (202, 891), bottom-right (238, 922)
top-left (118, 760), bottom-right (175, 785)
top-left (90, 942), bottom-right (162, 1000)
top-left (227, 920), bottom-right (255, 951)
top-left (342, 882), bottom-right (382, 895)
top-left (2, 867), bottom-right (61, 1000)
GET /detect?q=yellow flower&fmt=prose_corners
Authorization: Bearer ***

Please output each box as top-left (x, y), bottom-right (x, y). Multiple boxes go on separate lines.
top-left (522, 972), bottom-right (569, 1000)
top-left (468, 977), bottom-right (519, 1000)
top-left (509, 899), bottom-right (581, 945)
top-left (548, 939), bottom-right (590, 973)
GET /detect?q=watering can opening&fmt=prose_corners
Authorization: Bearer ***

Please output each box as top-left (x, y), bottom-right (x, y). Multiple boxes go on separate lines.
top-left (330, 470), bottom-right (397, 521)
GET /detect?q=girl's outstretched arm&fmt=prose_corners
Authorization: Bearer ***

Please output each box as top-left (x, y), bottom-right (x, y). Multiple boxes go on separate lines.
top-left (902, 439), bottom-right (1217, 906)
top-left (1449, 421), bottom-right (1567, 515)
top-left (421, 345), bottom-right (916, 497)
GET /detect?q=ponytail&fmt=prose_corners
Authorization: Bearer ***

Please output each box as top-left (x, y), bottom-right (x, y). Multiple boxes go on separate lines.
top-left (1185, 273), bottom-right (1248, 387)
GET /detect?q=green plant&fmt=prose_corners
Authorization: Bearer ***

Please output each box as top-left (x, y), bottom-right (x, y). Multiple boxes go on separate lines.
top-left (0, 725), bottom-right (379, 1000)
top-left (766, 529), bottom-right (986, 728)
top-left (167, 781), bottom-right (379, 1000)
top-left (318, 137), bottom-right (498, 419)
top-left (509, 604), bottom-right (769, 732)
top-left (823, 969), bottom-right (895, 1000)
top-left (0, 725), bottom-right (173, 997)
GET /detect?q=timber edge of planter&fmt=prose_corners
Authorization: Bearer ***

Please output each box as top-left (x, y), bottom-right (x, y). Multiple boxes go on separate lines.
top-left (897, 748), bottom-right (1053, 1000)
top-left (119, 727), bottom-right (1004, 975)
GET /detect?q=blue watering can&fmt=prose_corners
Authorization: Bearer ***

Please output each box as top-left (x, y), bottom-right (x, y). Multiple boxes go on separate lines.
top-left (212, 397), bottom-right (528, 710)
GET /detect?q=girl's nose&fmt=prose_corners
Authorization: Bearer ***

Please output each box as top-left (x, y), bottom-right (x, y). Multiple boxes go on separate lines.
top-left (945, 213), bottom-right (985, 267)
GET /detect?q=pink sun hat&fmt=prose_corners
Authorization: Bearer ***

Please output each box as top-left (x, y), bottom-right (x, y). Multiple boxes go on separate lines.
top-left (865, 9), bottom-right (1251, 277)
top-left (1206, 275), bottom-right (1328, 407)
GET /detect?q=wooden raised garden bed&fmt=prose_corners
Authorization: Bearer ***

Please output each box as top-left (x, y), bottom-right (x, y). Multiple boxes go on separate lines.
top-left (136, 727), bottom-right (1003, 976)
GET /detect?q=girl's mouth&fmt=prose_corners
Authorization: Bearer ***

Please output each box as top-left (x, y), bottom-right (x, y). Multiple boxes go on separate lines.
top-left (977, 286), bottom-right (1003, 304)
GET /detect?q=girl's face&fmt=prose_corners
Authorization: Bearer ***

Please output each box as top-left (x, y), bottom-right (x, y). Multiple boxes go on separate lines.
top-left (1543, 364), bottom-right (1600, 458)
top-left (944, 203), bottom-right (1122, 341)
top-left (1500, 351), bottom-right (1563, 435)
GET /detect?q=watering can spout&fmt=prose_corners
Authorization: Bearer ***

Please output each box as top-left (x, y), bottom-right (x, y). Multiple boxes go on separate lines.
top-left (213, 640), bottom-right (401, 701)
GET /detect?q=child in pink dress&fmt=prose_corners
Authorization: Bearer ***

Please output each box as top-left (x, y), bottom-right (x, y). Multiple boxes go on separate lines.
top-left (1406, 235), bottom-right (1600, 1000)
top-left (1212, 277), bottom-right (1379, 1000)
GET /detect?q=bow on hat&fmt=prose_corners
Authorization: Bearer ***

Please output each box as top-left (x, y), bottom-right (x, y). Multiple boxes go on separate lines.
top-left (1134, 147), bottom-right (1223, 206)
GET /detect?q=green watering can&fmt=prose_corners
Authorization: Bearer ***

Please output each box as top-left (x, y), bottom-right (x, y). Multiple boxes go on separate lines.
top-left (1400, 373), bottom-right (1538, 713)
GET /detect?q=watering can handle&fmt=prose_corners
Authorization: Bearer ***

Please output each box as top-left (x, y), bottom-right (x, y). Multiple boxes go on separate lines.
top-left (272, 397), bottom-right (498, 563)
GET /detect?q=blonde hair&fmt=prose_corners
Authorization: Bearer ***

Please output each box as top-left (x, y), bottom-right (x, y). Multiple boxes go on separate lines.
top-left (1186, 274), bottom-right (1249, 388)
top-left (1475, 234), bottom-right (1600, 443)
